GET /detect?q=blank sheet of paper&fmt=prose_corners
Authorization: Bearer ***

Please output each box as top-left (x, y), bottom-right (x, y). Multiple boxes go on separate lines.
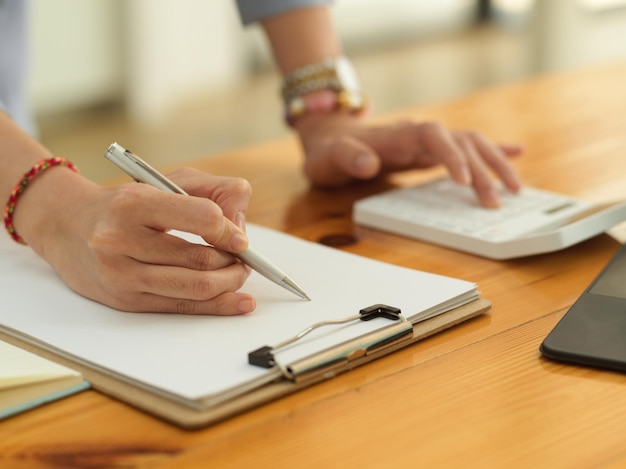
top-left (0, 225), bottom-right (476, 404)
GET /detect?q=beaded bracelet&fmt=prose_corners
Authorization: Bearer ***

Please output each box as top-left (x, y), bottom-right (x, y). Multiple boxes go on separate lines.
top-left (4, 156), bottom-right (78, 245)
top-left (284, 89), bottom-right (369, 127)
top-left (281, 56), bottom-right (369, 127)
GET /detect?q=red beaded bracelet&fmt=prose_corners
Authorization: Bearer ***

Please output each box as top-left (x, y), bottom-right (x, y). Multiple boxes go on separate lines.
top-left (3, 156), bottom-right (79, 245)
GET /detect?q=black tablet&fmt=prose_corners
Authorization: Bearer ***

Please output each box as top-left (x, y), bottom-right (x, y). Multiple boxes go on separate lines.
top-left (540, 243), bottom-right (626, 371)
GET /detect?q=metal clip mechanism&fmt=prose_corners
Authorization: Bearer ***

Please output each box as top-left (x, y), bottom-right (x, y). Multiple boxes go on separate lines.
top-left (248, 304), bottom-right (413, 382)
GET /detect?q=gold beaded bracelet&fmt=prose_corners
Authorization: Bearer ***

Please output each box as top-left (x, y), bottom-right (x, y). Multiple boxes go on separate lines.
top-left (281, 56), bottom-right (368, 126)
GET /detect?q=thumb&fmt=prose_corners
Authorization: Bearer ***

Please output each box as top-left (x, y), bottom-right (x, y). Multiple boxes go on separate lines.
top-left (305, 136), bottom-right (381, 186)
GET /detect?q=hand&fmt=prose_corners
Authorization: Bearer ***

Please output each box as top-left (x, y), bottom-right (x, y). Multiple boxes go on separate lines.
top-left (295, 113), bottom-right (524, 207)
top-left (23, 167), bottom-right (256, 315)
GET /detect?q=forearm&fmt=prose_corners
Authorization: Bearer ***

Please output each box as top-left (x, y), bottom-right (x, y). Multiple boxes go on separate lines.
top-left (0, 111), bottom-right (52, 197)
top-left (0, 111), bottom-right (95, 254)
top-left (261, 6), bottom-right (341, 75)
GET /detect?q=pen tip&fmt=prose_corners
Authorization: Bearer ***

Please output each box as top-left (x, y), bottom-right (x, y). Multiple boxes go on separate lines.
top-left (282, 277), bottom-right (311, 301)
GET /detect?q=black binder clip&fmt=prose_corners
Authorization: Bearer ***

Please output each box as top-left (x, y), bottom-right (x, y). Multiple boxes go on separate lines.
top-left (248, 304), bottom-right (406, 370)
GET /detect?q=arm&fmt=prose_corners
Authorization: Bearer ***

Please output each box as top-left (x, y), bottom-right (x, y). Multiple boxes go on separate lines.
top-left (1, 111), bottom-right (256, 315)
top-left (259, 6), bottom-right (340, 73)
top-left (260, 6), bottom-right (524, 207)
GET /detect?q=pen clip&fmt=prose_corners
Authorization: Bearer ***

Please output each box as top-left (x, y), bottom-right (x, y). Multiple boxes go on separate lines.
top-left (104, 142), bottom-right (188, 195)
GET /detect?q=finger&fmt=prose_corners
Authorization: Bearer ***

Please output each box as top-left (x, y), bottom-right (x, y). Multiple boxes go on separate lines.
top-left (118, 261), bottom-right (251, 303)
top-left (498, 143), bottom-right (525, 157)
top-left (82, 206), bottom-right (241, 274)
top-left (455, 134), bottom-right (502, 208)
top-left (117, 291), bottom-right (256, 316)
top-left (305, 135), bottom-right (381, 186)
top-left (121, 229), bottom-right (239, 271)
top-left (168, 168), bottom-right (252, 227)
top-left (358, 122), bottom-right (428, 169)
top-left (416, 121), bottom-right (472, 185)
top-left (470, 133), bottom-right (522, 192)
top-left (115, 184), bottom-right (248, 253)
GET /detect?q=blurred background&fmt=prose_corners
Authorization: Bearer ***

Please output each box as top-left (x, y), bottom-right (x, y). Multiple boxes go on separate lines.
top-left (27, 0), bottom-right (626, 182)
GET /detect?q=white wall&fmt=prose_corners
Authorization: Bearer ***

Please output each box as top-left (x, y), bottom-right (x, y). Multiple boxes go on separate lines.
top-left (26, 0), bottom-right (626, 123)
top-left (533, 0), bottom-right (626, 72)
top-left (27, 0), bottom-right (124, 115)
top-left (241, 0), bottom-right (477, 71)
top-left (334, 0), bottom-right (476, 47)
top-left (27, 0), bottom-right (247, 123)
top-left (26, 0), bottom-right (482, 123)
top-left (123, 0), bottom-right (246, 124)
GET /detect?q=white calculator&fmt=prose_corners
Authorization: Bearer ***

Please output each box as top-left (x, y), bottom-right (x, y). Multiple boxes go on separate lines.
top-left (353, 178), bottom-right (626, 260)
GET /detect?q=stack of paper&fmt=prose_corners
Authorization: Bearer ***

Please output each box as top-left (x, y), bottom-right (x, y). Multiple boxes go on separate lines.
top-left (0, 341), bottom-right (89, 419)
top-left (0, 224), bottom-right (481, 425)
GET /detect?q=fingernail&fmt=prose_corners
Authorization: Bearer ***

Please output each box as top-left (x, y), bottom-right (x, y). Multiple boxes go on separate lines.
top-left (235, 210), bottom-right (246, 230)
top-left (354, 154), bottom-right (378, 175)
top-left (231, 233), bottom-right (248, 252)
top-left (510, 176), bottom-right (522, 192)
top-left (458, 167), bottom-right (472, 185)
top-left (238, 298), bottom-right (256, 314)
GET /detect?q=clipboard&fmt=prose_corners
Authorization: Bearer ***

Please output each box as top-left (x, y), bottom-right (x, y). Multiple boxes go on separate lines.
top-left (0, 224), bottom-right (489, 428)
top-left (0, 299), bottom-right (488, 428)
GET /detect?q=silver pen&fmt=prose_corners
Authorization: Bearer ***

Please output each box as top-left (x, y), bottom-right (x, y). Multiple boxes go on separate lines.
top-left (104, 142), bottom-right (310, 300)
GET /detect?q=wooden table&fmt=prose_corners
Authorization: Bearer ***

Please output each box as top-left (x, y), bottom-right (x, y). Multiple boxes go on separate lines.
top-left (3, 62), bottom-right (626, 468)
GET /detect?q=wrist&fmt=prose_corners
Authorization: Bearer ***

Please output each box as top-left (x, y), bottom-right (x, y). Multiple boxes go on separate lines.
top-left (11, 165), bottom-right (95, 255)
top-left (281, 56), bottom-right (369, 127)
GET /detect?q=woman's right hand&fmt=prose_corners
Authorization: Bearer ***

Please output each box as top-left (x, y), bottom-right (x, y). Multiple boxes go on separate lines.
top-left (16, 166), bottom-right (257, 315)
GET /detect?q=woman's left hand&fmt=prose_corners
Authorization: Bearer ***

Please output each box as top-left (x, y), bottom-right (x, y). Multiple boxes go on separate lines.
top-left (295, 113), bottom-right (524, 207)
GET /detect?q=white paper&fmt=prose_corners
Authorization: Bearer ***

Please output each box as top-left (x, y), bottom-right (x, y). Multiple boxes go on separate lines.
top-left (0, 225), bottom-right (476, 404)
top-left (0, 341), bottom-right (81, 389)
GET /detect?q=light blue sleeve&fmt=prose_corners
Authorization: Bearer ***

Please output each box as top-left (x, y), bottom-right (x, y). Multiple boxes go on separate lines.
top-left (235, 0), bottom-right (333, 25)
top-left (0, 0), bottom-right (35, 134)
